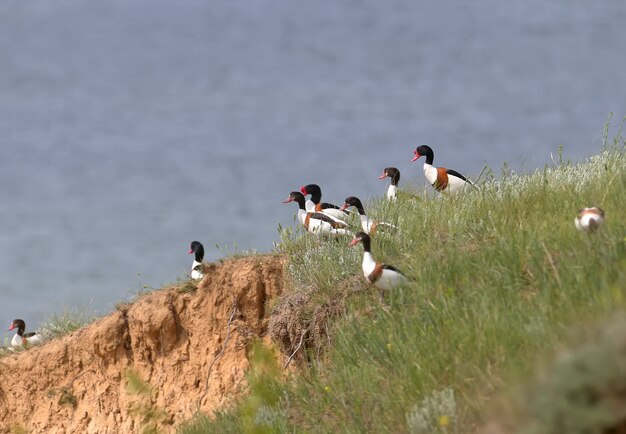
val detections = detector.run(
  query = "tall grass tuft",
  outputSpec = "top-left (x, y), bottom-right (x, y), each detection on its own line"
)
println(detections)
top-left (39, 306), bottom-right (95, 340)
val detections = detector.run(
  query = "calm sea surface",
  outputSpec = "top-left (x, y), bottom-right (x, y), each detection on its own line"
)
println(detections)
top-left (1, 0), bottom-right (625, 337)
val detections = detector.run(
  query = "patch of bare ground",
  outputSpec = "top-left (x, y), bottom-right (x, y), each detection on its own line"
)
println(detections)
top-left (0, 254), bottom-right (285, 434)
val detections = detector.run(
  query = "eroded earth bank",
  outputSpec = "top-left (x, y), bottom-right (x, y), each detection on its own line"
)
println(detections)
top-left (0, 255), bottom-right (285, 434)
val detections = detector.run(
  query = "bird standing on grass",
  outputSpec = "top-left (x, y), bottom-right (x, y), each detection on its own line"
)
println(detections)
top-left (349, 232), bottom-right (407, 302)
top-left (300, 184), bottom-right (350, 223)
top-left (284, 191), bottom-right (352, 236)
top-left (575, 207), bottom-right (605, 233)
top-left (189, 241), bottom-right (205, 280)
top-left (378, 167), bottom-right (401, 200)
top-left (340, 196), bottom-right (396, 235)
top-left (411, 145), bottom-right (475, 193)
top-left (8, 319), bottom-right (42, 348)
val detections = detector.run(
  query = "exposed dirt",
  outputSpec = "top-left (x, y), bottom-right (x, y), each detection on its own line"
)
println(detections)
top-left (0, 254), bottom-right (286, 434)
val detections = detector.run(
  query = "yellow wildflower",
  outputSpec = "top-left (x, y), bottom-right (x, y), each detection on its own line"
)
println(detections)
top-left (438, 415), bottom-right (450, 427)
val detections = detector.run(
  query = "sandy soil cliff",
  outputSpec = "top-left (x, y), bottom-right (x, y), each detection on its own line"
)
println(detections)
top-left (0, 255), bottom-right (285, 434)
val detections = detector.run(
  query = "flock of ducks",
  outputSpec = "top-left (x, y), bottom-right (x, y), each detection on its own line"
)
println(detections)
top-left (6, 146), bottom-right (606, 349)
top-left (186, 145), bottom-right (606, 302)
top-left (278, 145), bottom-right (479, 300)
top-left (184, 145), bottom-right (480, 301)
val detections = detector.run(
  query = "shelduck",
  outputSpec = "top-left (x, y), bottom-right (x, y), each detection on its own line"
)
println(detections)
top-left (284, 191), bottom-right (352, 236)
top-left (188, 241), bottom-right (205, 280)
top-left (575, 207), bottom-right (605, 233)
top-left (8, 319), bottom-right (42, 348)
top-left (300, 184), bottom-right (350, 222)
top-left (340, 196), bottom-right (396, 235)
top-left (349, 232), bottom-right (407, 301)
top-left (378, 167), bottom-right (400, 200)
top-left (411, 145), bottom-right (475, 193)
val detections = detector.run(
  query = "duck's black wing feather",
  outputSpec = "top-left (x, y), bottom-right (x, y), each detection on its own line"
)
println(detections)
top-left (381, 264), bottom-right (403, 274)
top-left (445, 169), bottom-right (468, 182)
top-left (310, 212), bottom-right (348, 227)
top-left (320, 202), bottom-right (350, 214)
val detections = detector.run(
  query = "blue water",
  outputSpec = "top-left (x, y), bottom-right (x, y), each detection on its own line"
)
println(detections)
top-left (1, 0), bottom-right (625, 339)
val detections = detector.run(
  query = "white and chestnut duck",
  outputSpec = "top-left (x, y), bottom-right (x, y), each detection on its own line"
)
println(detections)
top-left (340, 196), bottom-right (396, 235)
top-left (349, 232), bottom-right (407, 301)
top-left (378, 167), bottom-right (400, 200)
top-left (284, 191), bottom-right (352, 236)
top-left (411, 145), bottom-right (475, 193)
top-left (8, 319), bottom-right (42, 348)
top-left (188, 241), bottom-right (205, 280)
top-left (300, 184), bottom-right (350, 222)
top-left (575, 207), bottom-right (605, 233)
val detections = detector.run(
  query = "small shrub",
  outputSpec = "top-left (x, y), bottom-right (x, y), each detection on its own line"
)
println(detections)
top-left (46, 387), bottom-right (78, 408)
top-left (517, 314), bottom-right (626, 434)
top-left (406, 388), bottom-right (457, 434)
top-left (39, 307), bottom-right (95, 340)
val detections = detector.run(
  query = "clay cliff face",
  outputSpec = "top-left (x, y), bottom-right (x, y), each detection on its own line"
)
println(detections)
top-left (0, 255), bottom-right (285, 434)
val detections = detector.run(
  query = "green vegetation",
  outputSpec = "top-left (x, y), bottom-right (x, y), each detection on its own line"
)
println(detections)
top-left (215, 243), bottom-right (260, 261)
top-left (180, 120), bottom-right (625, 433)
top-left (175, 274), bottom-right (201, 294)
top-left (125, 369), bottom-right (173, 434)
top-left (46, 386), bottom-right (78, 408)
top-left (10, 424), bottom-right (28, 434)
top-left (513, 313), bottom-right (626, 434)
top-left (39, 306), bottom-right (95, 339)
top-left (179, 343), bottom-right (290, 434)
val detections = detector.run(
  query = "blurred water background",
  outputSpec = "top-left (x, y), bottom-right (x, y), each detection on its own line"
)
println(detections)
top-left (1, 0), bottom-right (625, 336)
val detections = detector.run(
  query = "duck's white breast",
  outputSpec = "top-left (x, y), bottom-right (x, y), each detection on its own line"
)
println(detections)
top-left (423, 164), bottom-right (438, 186)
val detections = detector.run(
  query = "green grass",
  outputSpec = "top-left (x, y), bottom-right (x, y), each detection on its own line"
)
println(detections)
top-left (39, 306), bottom-right (95, 339)
top-left (215, 243), bottom-right (260, 261)
top-left (510, 313), bottom-right (626, 434)
top-left (0, 306), bottom-right (95, 356)
top-left (188, 122), bottom-right (624, 432)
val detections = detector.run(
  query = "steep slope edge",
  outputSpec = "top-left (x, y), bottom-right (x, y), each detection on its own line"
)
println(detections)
top-left (0, 254), bottom-right (285, 434)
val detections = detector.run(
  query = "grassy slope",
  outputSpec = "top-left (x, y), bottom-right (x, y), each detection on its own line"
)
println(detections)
top-left (181, 123), bottom-right (626, 434)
